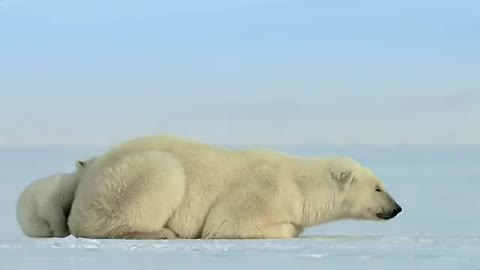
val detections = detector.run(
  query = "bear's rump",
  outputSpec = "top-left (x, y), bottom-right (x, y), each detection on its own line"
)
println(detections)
top-left (69, 150), bottom-right (186, 238)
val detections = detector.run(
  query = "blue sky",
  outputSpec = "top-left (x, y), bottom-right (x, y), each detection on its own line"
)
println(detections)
top-left (0, 0), bottom-right (479, 146)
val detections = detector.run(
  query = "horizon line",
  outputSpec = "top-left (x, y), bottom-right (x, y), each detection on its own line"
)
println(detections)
top-left (1, 141), bottom-right (480, 149)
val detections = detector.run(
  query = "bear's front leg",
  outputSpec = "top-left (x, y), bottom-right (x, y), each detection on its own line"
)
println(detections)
top-left (201, 219), bottom-right (303, 239)
top-left (201, 202), bottom-right (304, 239)
top-left (120, 228), bottom-right (178, 240)
top-left (261, 223), bottom-right (304, 239)
top-left (201, 186), bottom-right (303, 239)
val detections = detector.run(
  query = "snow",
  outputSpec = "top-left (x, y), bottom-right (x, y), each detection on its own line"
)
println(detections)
top-left (1, 145), bottom-right (479, 270)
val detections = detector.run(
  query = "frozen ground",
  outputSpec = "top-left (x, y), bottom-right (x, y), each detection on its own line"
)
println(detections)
top-left (1, 145), bottom-right (479, 270)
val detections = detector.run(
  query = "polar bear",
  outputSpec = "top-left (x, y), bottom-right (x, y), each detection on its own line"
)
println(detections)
top-left (16, 157), bottom-right (95, 238)
top-left (68, 134), bottom-right (402, 240)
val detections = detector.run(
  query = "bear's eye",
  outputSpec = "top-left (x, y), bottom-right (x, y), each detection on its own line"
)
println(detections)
top-left (375, 187), bottom-right (382, 192)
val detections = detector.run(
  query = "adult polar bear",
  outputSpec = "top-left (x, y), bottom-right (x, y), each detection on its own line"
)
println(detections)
top-left (68, 134), bottom-right (402, 240)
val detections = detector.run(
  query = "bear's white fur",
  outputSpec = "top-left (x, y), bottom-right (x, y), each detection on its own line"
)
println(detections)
top-left (68, 134), bottom-right (402, 240)
top-left (16, 158), bottom-right (94, 238)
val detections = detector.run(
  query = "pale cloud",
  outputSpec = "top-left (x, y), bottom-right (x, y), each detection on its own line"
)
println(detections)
top-left (2, 92), bottom-right (479, 146)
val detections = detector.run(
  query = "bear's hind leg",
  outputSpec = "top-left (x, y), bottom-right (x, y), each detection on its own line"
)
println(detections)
top-left (107, 151), bottom-right (186, 239)
top-left (69, 150), bottom-right (186, 239)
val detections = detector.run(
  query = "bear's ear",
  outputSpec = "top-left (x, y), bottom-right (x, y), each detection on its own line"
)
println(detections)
top-left (339, 171), bottom-right (355, 187)
top-left (330, 169), bottom-right (355, 187)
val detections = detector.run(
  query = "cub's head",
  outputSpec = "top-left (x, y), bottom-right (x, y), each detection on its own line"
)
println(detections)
top-left (329, 157), bottom-right (402, 221)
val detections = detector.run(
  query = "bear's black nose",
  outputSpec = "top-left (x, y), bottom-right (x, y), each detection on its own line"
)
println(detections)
top-left (392, 206), bottom-right (402, 216)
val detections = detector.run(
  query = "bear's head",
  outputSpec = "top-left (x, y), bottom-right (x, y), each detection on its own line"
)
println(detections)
top-left (329, 157), bottom-right (402, 221)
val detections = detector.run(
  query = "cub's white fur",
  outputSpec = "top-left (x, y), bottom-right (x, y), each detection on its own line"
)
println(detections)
top-left (16, 158), bottom-right (94, 238)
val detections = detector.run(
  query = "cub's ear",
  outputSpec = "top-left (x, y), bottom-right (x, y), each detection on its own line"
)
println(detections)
top-left (330, 169), bottom-right (355, 187)
top-left (75, 160), bottom-right (86, 169)
top-left (75, 157), bottom-right (97, 169)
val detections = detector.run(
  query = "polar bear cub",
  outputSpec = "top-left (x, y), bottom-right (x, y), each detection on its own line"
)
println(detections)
top-left (16, 158), bottom-right (94, 238)
top-left (68, 134), bottom-right (402, 240)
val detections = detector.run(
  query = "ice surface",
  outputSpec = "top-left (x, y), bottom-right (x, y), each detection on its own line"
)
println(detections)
top-left (1, 145), bottom-right (479, 270)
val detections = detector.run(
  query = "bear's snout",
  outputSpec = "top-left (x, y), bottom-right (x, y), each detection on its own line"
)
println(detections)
top-left (376, 203), bottom-right (402, 220)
